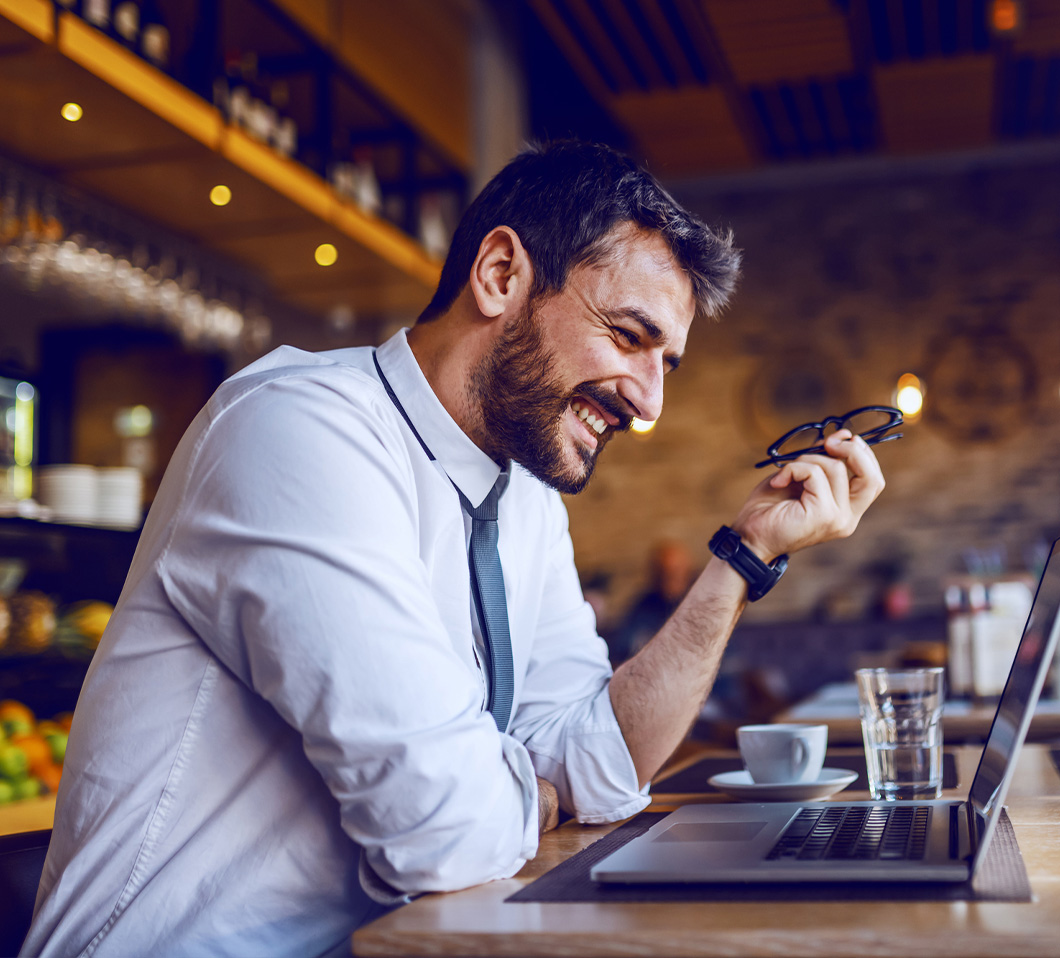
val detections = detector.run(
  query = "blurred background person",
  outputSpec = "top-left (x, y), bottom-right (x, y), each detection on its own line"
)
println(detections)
top-left (610, 540), bottom-right (696, 664)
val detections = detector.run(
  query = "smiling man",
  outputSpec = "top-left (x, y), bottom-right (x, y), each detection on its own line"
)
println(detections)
top-left (24, 141), bottom-right (884, 958)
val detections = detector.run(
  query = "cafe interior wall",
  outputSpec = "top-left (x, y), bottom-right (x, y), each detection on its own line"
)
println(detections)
top-left (563, 145), bottom-right (1060, 632)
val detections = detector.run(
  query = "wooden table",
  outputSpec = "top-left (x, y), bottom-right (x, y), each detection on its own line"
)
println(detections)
top-left (352, 744), bottom-right (1060, 958)
top-left (0, 794), bottom-right (55, 837)
top-left (777, 682), bottom-right (1060, 744)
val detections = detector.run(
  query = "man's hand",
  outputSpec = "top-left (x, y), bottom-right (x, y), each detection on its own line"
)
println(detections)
top-left (536, 777), bottom-right (559, 835)
top-left (732, 430), bottom-right (885, 562)
top-left (609, 428), bottom-right (885, 791)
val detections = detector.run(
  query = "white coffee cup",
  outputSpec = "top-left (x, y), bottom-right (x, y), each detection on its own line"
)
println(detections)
top-left (737, 723), bottom-right (829, 784)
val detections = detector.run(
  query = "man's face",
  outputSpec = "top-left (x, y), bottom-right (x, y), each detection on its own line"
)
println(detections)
top-left (472, 226), bottom-right (694, 494)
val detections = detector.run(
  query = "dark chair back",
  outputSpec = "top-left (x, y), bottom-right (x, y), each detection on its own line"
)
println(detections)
top-left (0, 829), bottom-right (51, 957)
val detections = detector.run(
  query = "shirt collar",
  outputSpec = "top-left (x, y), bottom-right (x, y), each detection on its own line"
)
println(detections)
top-left (375, 328), bottom-right (504, 508)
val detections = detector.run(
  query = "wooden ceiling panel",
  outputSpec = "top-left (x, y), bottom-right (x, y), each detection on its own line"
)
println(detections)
top-left (0, 48), bottom-right (193, 173)
top-left (211, 225), bottom-right (385, 286)
top-left (0, 15), bottom-right (41, 50)
top-left (703, 0), bottom-right (854, 85)
top-left (875, 55), bottom-right (996, 153)
top-left (612, 86), bottom-right (753, 175)
top-left (65, 152), bottom-right (319, 245)
top-left (282, 277), bottom-right (430, 318)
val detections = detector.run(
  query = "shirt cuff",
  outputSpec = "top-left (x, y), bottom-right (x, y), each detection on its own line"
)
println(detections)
top-left (530, 685), bottom-right (651, 825)
top-left (497, 732), bottom-right (542, 868)
top-left (358, 849), bottom-right (415, 906)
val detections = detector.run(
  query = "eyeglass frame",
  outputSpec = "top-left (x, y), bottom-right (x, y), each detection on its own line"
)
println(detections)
top-left (755, 405), bottom-right (904, 469)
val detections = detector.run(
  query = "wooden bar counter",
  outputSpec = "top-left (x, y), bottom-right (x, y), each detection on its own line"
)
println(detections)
top-left (353, 745), bottom-right (1060, 958)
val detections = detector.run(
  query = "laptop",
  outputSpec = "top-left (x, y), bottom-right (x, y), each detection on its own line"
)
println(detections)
top-left (592, 538), bottom-right (1060, 885)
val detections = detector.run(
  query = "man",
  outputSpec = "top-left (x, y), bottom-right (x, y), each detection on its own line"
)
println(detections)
top-left (23, 141), bottom-right (883, 957)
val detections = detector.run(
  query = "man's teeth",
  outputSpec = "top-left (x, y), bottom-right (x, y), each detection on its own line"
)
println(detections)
top-left (571, 401), bottom-right (607, 435)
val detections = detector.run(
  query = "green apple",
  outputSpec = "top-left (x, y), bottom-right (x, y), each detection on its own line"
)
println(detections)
top-left (1, 716), bottom-right (32, 739)
top-left (0, 743), bottom-right (28, 780)
top-left (0, 779), bottom-right (14, 804)
top-left (13, 777), bottom-right (41, 800)
top-left (44, 730), bottom-right (67, 764)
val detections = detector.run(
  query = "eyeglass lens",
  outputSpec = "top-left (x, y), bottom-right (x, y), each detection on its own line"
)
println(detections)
top-left (773, 408), bottom-right (898, 460)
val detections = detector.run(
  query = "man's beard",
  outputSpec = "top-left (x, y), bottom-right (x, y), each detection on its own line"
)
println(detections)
top-left (469, 304), bottom-right (632, 495)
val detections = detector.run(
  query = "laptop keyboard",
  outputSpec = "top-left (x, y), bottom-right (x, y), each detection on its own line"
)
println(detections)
top-left (766, 805), bottom-right (931, 861)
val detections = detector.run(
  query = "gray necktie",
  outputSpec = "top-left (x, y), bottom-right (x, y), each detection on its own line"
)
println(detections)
top-left (458, 471), bottom-right (513, 733)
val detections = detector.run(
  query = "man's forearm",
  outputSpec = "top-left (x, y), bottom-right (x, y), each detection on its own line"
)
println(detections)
top-left (608, 557), bottom-right (748, 788)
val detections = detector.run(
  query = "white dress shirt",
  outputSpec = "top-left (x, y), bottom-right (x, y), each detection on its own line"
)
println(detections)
top-left (23, 329), bottom-right (648, 958)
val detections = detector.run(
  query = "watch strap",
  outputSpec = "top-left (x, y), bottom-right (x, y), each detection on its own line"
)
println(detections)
top-left (708, 525), bottom-right (788, 601)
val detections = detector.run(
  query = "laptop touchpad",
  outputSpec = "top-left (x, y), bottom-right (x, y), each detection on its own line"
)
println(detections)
top-left (655, 822), bottom-right (767, 842)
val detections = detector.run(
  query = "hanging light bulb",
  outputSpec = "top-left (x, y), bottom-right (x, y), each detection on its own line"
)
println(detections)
top-left (895, 373), bottom-right (924, 418)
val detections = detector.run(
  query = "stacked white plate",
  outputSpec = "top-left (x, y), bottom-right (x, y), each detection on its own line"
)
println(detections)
top-left (95, 467), bottom-right (143, 529)
top-left (38, 465), bottom-right (98, 524)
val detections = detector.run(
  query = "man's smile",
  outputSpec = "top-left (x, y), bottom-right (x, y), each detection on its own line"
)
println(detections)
top-left (570, 398), bottom-right (610, 440)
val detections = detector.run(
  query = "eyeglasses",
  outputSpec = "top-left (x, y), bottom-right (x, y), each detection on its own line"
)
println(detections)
top-left (755, 405), bottom-right (904, 469)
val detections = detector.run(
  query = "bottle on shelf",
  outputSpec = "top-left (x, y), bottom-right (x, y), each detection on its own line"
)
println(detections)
top-left (139, 0), bottom-right (170, 71)
top-left (81, 0), bottom-right (111, 30)
top-left (0, 177), bottom-right (22, 246)
top-left (418, 194), bottom-right (449, 259)
top-left (273, 117), bottom-right (298, 158)
top-left (352, 149), bottom-right (381, 213)
top-left (269, 81), bottom-right (297, 158)
top-left (970, 578), bottom-right (1034, 701)
top-left (945, 583), bottom-right (973, 699)
top-left (111, 0), bottom-right (140, 49)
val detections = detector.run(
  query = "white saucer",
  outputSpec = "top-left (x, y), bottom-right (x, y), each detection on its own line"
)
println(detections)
top-left (707, 768), bottom-right (859, 802)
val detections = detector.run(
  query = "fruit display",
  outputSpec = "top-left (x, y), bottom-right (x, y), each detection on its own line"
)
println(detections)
top-left (0, 595), bottom-right (113, 658)
top-left (0, 698), bottom-right (70, 803)
top-left (5, 591), bottom-right (57, 653)
top-left (54, 600), bottom-right (113, 653)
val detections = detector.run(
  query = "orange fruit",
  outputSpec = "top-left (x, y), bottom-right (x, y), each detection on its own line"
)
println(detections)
top-left (55, 712), bottom-right (74, 733)
top-left (36, 763), bottom-right (62, 795)
top-left (0, 700), bottom-right (35, 727)
top-left (11, 734), bottom-right (52, 776)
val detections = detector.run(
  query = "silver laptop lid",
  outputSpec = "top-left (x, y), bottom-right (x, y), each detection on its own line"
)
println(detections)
top-left (966, 538), bottom-right (1060, 871)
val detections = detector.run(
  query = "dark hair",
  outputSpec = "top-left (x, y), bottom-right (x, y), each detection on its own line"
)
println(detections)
top-left (418, 140), bottom-right (741, 324)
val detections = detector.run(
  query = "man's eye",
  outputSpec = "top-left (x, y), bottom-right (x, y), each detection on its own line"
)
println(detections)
top-left (614, 328), bottom-right (639, 346)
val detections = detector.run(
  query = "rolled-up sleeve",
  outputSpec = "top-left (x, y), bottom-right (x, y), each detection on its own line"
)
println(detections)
top-left (508, 495), bottom-right (650, 824)
top-left (156, 373), bottom-right (539, 895)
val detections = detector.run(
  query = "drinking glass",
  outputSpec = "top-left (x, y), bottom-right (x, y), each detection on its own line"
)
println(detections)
top-left (856, 667), bottom-right (944, 800)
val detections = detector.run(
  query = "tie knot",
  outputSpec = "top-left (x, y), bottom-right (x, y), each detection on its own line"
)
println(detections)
top-left (458, 468), bottom-right (509, 522)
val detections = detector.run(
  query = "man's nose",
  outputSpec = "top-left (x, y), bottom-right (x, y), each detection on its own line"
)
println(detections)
top-left (619, 353), bottom-right (665, 424)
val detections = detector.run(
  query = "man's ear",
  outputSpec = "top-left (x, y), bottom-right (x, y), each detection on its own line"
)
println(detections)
top-left (469, 226), bottom-right (532, 319)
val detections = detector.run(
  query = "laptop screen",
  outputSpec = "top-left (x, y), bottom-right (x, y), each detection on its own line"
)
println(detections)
top-left (967, 539), bottom-right (1060, 863)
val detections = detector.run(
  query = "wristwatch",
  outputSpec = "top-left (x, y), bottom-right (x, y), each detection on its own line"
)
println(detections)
top-left (708, 526), bottom-right (788, 602)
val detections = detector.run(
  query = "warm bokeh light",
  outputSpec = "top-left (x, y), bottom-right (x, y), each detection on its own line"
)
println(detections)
top-left (315, 243), bottom-right (338, 266)
top-left (60, 102), bottom-right (83, 122)
top-left (114, 404), bottom-right (155, 439)
top-left (895, 373), bottom-right (924, 418)
top-left (630, 417), bottom-right (656, 435)
top-left (991, 0), bottom-right (1022, 33)
top-left (209, 184), bottom-right (232, 206)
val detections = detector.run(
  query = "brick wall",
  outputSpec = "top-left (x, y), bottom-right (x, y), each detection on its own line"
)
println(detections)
top-left (565, 151), bottom-right (1060, 632)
